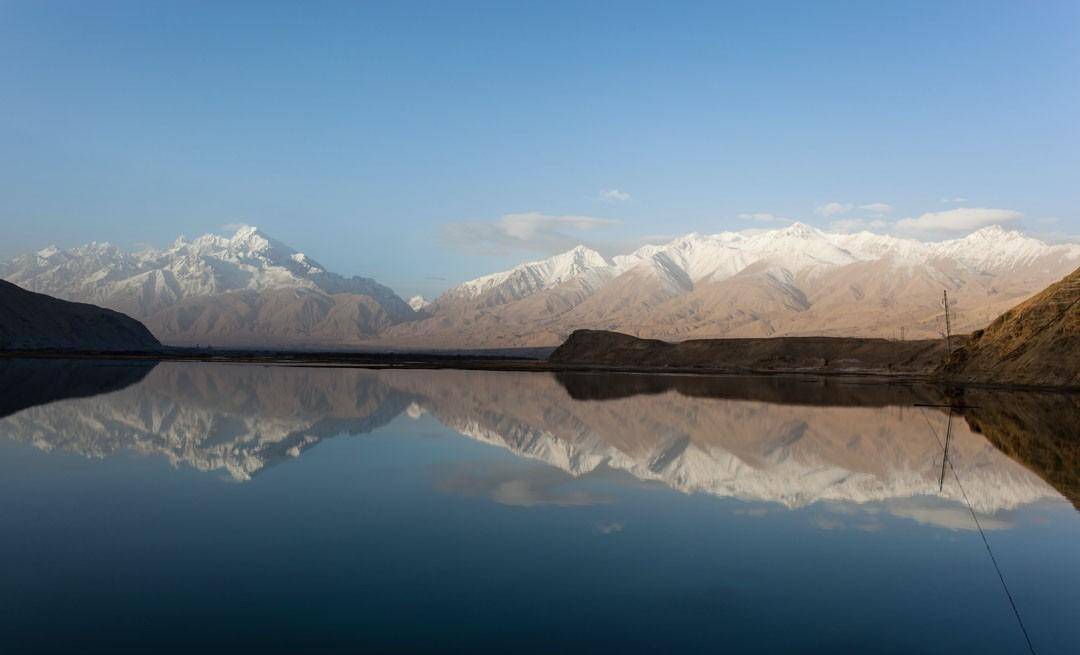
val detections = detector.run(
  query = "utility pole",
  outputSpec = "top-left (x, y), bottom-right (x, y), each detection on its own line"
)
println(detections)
top-left (939, 409), bottom-right (953, 492)
top-left (942, 290), bottom-right (953, 356)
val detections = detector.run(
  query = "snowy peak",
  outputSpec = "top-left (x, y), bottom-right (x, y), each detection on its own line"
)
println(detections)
top-left (445, 245), bottom-right (612, 302)
top-left (164, 225), bottom-right (325, 277)
top-left (777, 221), bottom-right (817, 238)
top-left (616, 223), bottom-right (855, 285)
top-left (929, 226), bottom-right (1079, 272)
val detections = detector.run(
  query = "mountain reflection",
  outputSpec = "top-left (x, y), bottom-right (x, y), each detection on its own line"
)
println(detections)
top-left (0, 361), bottom-right (1075, 519)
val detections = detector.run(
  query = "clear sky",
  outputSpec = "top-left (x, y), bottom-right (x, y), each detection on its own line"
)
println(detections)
top-left (2, 1), bottom-right (1078, 298)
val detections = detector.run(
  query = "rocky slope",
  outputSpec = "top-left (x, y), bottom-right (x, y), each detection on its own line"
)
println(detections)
top-left (945, 265), bottom-right (1080, 387)
top-left (0, 280), bottom-right (161, 351)
top-left (0, 226), bottom-right (415, 347)
top-left (386, 224), bottom-right (1080, 347)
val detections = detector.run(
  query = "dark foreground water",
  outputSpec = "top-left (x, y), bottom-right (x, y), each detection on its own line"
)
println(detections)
top-left (1, 360), bottom-right (1078, 653)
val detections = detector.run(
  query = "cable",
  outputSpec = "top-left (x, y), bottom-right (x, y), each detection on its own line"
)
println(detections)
top-left (919, 407), bottom-right (1037, 655)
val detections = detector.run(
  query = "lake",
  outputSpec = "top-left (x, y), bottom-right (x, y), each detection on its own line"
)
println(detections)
top-left (1, 359), bottom-right (1078, 653)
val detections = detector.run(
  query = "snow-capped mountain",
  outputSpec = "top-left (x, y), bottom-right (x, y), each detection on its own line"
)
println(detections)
top-left (0, 226), bottom-right (415, 346)
top-left (386, 223), bottom-right (1080, 347)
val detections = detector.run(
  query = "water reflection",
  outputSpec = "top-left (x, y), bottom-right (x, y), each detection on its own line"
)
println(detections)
top-left (1, 360), bottom-right (1075, 523)
top-left (0, 358), bottom-right (155, 419)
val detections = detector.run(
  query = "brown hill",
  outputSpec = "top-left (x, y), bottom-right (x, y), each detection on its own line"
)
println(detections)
top-left (549, 328), bottom-right (951, 375)
top-left (945, 265), bottom-right (1080, 387)
top-left (0, 280), bottom-right (161, 352)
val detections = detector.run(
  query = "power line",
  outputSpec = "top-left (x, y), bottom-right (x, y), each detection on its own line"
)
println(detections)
top-left (919, 408), bottom-right (1037, 655)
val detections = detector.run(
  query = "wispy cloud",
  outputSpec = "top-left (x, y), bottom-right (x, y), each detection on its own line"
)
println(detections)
top-left (859, 202), bottom-right (892, 214)
top-left (599, 188), bottom-right (631, 203)
top-left (814, 202), bottom-right (853, 217)
top-left (895, 207), bottom-right (1022, 234)
top-left (940, 196), bottom-right (968, 204)
top-left (441, 212), bottom-right (620, 255)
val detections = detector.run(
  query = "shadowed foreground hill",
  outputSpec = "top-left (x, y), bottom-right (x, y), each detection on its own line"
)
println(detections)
top-left (0, 280), bottom-right (161, 352)
top-left (946, 265), bottom-right (1080, 388)
top-left (549, 329), bottom-right (950, 375)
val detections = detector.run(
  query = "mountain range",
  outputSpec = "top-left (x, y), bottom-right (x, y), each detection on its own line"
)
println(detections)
top-left (4, 223), bottom-right (1079, 348)
top-left (0, 226), bottom-right (414, 347)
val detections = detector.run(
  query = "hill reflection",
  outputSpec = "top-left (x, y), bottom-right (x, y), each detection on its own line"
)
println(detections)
top-left (0, 361), bottom-right (1075, 518)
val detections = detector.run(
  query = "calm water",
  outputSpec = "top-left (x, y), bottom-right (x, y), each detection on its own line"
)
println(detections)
top-left (1, 360), bottom-right (1078, 653)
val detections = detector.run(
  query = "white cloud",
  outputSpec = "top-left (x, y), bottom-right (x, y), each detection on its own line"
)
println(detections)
top-left (594, 521), bottom-right (624, 535)
top-left (435, 462), bottom-right (612, 507)
top-left (888, 503), bottom-right (1009, 531)
top-left (829, 218), bottom-right (888, 233)
top-left (814, 202), bottom-right (854, 217)
top-left (441, 212), bottom-right (620, 254)
top-left (737, 212), bottom-right (793, 224)
top-left (895, 207), bottom-right (1022, 234)
top-left (859, 202), bottom-right (893, 214)
top-left (940, 197), bottom-right (968, 204)
top-left (599, 189), bottom-right (631, 203)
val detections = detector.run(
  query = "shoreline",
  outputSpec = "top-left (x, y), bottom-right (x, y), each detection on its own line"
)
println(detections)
top-left (3, 348), bottom-right (1078, 394)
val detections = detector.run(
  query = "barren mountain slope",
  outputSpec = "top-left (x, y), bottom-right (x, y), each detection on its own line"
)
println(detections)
top-left (946, 265), bottom-right (1080, 387)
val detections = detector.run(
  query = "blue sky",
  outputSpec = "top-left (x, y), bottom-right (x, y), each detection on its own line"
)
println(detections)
top-left (2, 1), bottom-right (1078, 297)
